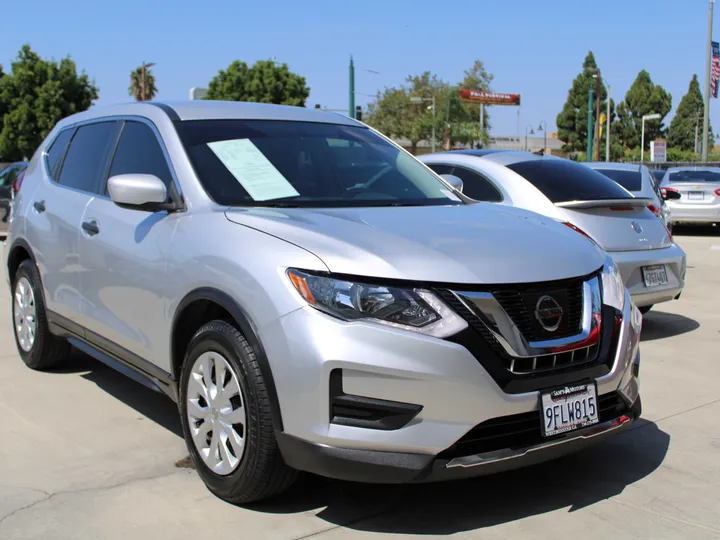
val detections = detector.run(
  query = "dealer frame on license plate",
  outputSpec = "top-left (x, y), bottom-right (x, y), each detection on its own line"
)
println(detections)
top-left (540, 383), bottom-right (599, 437)
top-left (642, 264), bottom-right (669, 288)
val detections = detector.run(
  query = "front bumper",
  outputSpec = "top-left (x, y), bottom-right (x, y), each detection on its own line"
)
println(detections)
top-left (610, 244), bottom-right (686, 308)
top-left (261, 286), bottom-right (642, 481)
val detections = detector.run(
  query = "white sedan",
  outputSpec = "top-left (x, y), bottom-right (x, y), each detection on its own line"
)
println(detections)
top-left (421, 150), bottom-right (686, 313)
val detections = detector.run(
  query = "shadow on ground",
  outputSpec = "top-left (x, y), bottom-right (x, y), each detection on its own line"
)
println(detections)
top-left (640, 310), bottom-right (700, 342)
top-left (53, 349), bottom-right (670, 535)
top-left (672, 224), bottom-right (720, 237)
top-left (51, 348), bottom-right (183, 437)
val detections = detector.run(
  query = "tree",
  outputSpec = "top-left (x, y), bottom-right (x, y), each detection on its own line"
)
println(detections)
top-left (556, 52), bottom-right (609, 153)
top-left (206, 60), bottom-right (309, 106)
top-left (129, 65), bottom-right (158, 101)
top-left (456, 59), bottom-right (494, 147)
top-left (613, 70), bottom-right (672, 150)
top-left (667, 74), bottom-right (711, 152)
top-left (0, 45), bottom-right (98, 161)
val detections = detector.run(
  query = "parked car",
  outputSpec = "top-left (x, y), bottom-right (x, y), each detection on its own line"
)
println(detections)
top-left (0, 161), bottom-right (27, 236)
top-left (5, 102), bottom-right (641, 504)
top-left (420, 150), bottom-right (685, 314)
top-left (586, 162), bottom-right (673, 230)
top-left (659, 167), bottom-right (720, 226)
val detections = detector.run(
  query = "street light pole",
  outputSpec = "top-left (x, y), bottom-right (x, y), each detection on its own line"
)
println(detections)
top-left (538, 121), bottom-right (547, 153)
top-left (641, 113), bottom-right (661, 163)
top-left (587, 84), bottom-right (594, 160)
top-left (431, 95), bottom-right (436, 153)
top-left (525, 124), bottom-right (534, 151)
top-left (606, 83), bottom-right (611, 162)
top-left (703, 0), bottom-right (715, 161)
top-left (349, 56), bottom-right (355, 119)
top-left (594, 71), bottom-right (602, 161)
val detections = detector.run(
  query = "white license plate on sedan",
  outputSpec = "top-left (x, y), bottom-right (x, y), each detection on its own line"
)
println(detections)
top-left (688, 191), bottom-right (704, 201)
top-left (642, 264), bottom-right (669, 288)
top-left (540, 384), bottom-right (598, 437)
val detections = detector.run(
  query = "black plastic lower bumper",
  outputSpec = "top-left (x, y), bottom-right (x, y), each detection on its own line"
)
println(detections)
top-left (277, 396), bottom-right (641, 484)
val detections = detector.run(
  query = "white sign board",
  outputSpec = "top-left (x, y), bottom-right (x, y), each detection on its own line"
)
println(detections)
top-left (651, 140), bottom-right (666, 163)
top-left (189, 87), bottom-right (208, 100)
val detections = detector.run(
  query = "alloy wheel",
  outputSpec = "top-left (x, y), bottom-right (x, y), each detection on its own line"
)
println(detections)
top-left (186, 351), bottom-right (247, 475)
top-left (13, 277), bottom-right (37, 352)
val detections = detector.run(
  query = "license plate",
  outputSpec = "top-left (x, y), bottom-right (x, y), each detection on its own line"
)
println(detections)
top-left (688, 191), bottom-right (704, 201)
top-left (642, 264), bottom-right (669, 288)
top-left (540, 383), bottom-right (598, 437)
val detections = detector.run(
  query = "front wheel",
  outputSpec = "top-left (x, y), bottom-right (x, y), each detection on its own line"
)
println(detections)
top-left (178, 320), bottom-right (297, 504)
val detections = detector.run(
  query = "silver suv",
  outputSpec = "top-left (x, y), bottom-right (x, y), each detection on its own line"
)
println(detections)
top-left (5, 101), bottom-right (642, 504)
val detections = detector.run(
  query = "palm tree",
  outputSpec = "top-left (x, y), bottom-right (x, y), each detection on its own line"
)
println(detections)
top-left (129, 64), bottom-right (158, 101)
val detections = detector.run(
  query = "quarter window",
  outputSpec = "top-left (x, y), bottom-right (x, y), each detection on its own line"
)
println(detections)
top-left (107, 121), bottom-right (173, 193)
top-left (45, 129), bottom-right (74, 180)
top-left (58, 122), bottom-right (119, 194)
top-left (450, 166), bottom-right (503, 202)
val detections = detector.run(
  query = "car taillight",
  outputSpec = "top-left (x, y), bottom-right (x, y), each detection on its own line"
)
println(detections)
top-left (662, 187), bottom-right (679, 198)
top-left (714, 188), bottom-right (720, 196)
top-left (12, 171), bottom-right (26, 194)
top-left (647, 204), bottom-right (661, 217)
top-left (564, 222), bottom-right (593, 239)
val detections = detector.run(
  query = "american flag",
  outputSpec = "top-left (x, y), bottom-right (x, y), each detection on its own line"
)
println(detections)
top-left (712, 41), bottom-right (720, 98)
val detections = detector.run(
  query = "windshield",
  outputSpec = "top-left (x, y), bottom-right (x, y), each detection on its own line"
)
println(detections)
top-left (175, 120), bottom-right (462, 207)
top-left (593, 168), bottom-right (642, 191)
top-left (667, 170), bottom-right (720, 183)
top-left (506, 159), bottom-right (633, 203)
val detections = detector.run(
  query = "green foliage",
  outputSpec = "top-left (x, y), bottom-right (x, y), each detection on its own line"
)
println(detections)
top-left (556, 52), bottom-right (610, 153)
top-left (667, 75), bottom-right (711, 152)
top-left (0, 45), bottom-right (98, 161)
top-left (129, 65), bottom-right (158, 101)
top-left (366, 59), bottom-right (493, 153)
top-left (205, 60), bottom-right (309, 106)
top-left (613, 70), bottom-right (671, 150)
top-left (666, 148), bottom-right (700, 162)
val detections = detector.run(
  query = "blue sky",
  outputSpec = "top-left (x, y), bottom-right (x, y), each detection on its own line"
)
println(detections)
top-left (1, 0), bottom-right (717, 136)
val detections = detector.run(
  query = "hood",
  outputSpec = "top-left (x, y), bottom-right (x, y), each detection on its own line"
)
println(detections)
top-left (225, 204), bottom-right (605, 285)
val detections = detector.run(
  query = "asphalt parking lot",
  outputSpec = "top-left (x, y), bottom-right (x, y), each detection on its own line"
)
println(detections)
top-left (1, 230), bottom-right (719, 540)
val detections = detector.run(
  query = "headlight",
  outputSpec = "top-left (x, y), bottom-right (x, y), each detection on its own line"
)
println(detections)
top-left (287, 269), bottom-right (467, 338)
top-left (600, 256), bottom-right (625, 311)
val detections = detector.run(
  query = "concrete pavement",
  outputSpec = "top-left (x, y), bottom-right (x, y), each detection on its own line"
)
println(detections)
top-left (1, 229), bottom-right (719, 539)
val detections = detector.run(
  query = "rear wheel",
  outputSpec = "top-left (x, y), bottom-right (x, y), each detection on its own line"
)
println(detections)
top-left (639, 305), bottom-right (653, 315)
top-left (12, 260), bottom-right (70, 370)
top-left (178, 320), bottom-right (297, 504)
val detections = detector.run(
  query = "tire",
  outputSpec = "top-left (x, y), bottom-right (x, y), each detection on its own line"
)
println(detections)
top-left (178, 320), bottom-right (297, 504)
top-left (11, 260), bottom-right (70, 370)
top-left (639, 305), bottom-right (653, 315)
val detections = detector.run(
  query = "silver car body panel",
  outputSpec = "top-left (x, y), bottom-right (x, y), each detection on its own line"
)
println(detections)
top-left (420, 152), bottom-right (685, 307)
top-left (5, 102), bottom-right (641, 471)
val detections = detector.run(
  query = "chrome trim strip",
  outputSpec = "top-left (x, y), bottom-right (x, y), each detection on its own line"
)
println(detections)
top-left (445, 415), bottom-right (632, 469)
top-left (450, 276), bottom-right (601, 358)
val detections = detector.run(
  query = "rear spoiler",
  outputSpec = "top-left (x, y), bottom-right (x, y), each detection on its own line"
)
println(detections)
top-left (556, 198), bottom-right (654, 209)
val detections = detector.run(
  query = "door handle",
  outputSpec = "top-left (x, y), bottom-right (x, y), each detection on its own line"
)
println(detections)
top-left (82, 220), bottom-right (100, 236)
top-left (33, 201), bottom-right (46, 213)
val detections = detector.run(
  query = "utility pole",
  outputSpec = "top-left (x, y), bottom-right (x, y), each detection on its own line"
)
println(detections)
top-left (605, 83), bottom-right (611, 162)
top-left (703, 0), bottom-right (714, 160)
top-left (479, 104), bottom-right (485, 143)
top-left (587, 84), bottom-right (594, 160)
top-left (349, 56), bottom-right (355, 119)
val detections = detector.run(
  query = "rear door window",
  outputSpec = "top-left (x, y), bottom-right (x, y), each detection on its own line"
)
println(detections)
top-left (58, 122), bottom-right (120, 194)
top-left (506, 159), bottom-right (633, 203)
top-left (107, 121), bottom-right (174, 194)
top-left (45, 129), bottom-right (75, 180)
top-left (592, 169), bottom-right (642, 192)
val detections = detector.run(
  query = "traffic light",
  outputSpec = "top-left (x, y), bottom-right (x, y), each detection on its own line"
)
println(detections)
top-left (355, 106), bottom-right (362, 122)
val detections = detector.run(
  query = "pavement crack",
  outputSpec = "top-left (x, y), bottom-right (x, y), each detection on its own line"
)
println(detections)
top-left (0, 470), bottom-right (185, 526)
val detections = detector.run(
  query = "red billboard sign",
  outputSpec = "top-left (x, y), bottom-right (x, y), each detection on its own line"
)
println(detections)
top-left (458, 90), bottom-right (521, 106)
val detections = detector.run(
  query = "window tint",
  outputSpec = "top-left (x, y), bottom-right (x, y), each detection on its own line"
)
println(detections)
top-left (426, 163), bottom-right (454, 176)
top-left (45, 129), bottom-right (74, 179)
top-left (450, 166), bottom-right (503, 202)
top-left (667, 170), bottom-right (720, 183)
top-left (58, 122), bottom-right (119, 194)
top-left (651, 169), bottom-right (665, 185)
top-left (593, 168), bottom-right (642, 191)
top-left (175, 120), bottom-right (463, 208)
top-left (506, 159), bottom-right (633, 203)
top-left (108, 121), bottom-right (173, 192)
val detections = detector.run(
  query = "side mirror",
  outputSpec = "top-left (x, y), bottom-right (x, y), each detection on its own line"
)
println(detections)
top-left (108, 174), bottom-right (170, 210)
top-left (661, 188), bottom-right (681, 201)
top-left (440, 173), bottom-right (464, 193)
